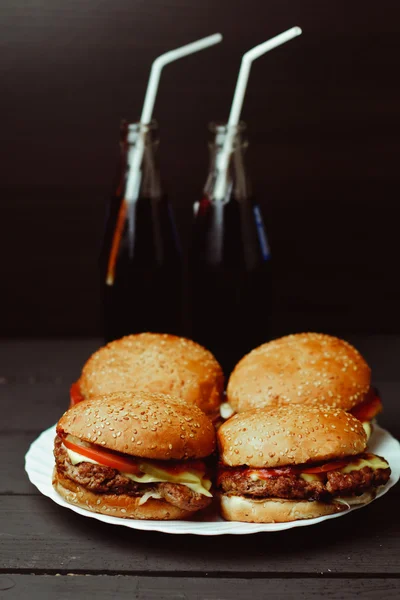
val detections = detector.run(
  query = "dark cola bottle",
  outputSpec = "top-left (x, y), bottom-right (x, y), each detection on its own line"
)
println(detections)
top-left (100, 121), bottom-right (182, 342)
top-left (188, 122), bottom-right (272, 374)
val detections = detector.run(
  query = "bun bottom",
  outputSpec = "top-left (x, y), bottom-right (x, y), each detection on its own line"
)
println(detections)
top-left (53, 470), bottom-right (193, 520)
top-left (219, 494), bottom-right (347, 523)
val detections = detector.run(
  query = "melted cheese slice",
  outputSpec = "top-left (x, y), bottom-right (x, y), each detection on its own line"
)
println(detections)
top-left (299, 453), bottom-right (389, 481)
top-left (220, 402), bottom-right (235, 420)
top-left (67, 447), bottom-right (99, 466)
top-left (241, 453), bottom-right (390, 483)
top-left (300, 473), bottom-right (322, 482)
top-left (340, 454), bottom-right (388, 473)
top-left (64, 446), bottom-right (212, 497)
top-left (362, 422), bottom-right (372, 440)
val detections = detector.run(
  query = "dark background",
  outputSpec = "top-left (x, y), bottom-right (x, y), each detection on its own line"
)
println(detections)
top-left (2, 0), bottom-right (399, 337)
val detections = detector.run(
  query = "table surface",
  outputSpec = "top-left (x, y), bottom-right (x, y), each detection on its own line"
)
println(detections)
top-left (1, 337), bottom-right (400, 599)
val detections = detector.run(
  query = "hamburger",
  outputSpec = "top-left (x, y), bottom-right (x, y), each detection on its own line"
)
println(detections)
top-left (217, 405), bottom-right (391, 523)
top-left (70, 333), bottom-right (224, 420)
top-left (53, 391), bottom-right (216, 520)
top-left (225, 333), bottom-right (382, 434)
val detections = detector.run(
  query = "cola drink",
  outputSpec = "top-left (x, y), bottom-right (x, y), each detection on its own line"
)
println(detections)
top-left (100, 121), bottom-right (182, 342)
top-left (188, 122), bottom-right (272, 373)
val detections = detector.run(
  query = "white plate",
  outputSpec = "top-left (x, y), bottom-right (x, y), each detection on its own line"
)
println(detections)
top-left (25, 424), bottom-right (400, 535)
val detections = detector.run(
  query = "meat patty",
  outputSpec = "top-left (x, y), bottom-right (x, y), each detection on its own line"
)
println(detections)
top-left (54, 435), bottom-right (145, 495)
top-left (218, 464), bottom-right (390, 501)
top-left (54, 435), bottom-right (210, 512)
top-left (218, 469), bottom-right (329, 501)
top-left (326, 467), bottom-right (389, 496)
top-left (158, 483), bottom-right (211, 512)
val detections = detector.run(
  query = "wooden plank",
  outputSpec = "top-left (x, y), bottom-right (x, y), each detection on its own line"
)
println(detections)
top-left (0, 385), bottom-right (69, 432)
top-left (1, 575), bottom-right (400, 600)
top-left (1, 494), bottom-right (399, 574)
top-left (2, 377), bottom-right (400, 437)
top-left (1, 336), bottom-right (399, 382)
top-left (3, 383), bottom-right (400, 438)
top-left (1, 337), bottom-right (400, 436)
top-left (0, 433), bottom-right (38, 495)
top-left (0, 340), bottom-right (100, 383)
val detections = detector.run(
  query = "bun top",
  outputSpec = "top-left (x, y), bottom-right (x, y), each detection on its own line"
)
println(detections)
top-left (227, 333), bottom-right (371, 413)
top-left (218, 404), bottom-right (367, 468)
top-left (78, 333), bottom-right (224, 416)
top-left (57, 391), bottom-right (216, 460)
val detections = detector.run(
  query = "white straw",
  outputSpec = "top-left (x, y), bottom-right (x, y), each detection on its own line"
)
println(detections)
top-left (125, 33), bottom-right (222, 204)
top-left (214, 26), bottom-right (302, 201)
top-left (141, 33), bottom-right (222, 125)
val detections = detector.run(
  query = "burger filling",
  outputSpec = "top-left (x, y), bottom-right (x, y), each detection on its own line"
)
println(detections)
top-left (70, 382), bottom-right (85, 407)
top-left (217, 453), bottom-right (390, 503)
top-left (54, 435), bottom-right (213, 512)
top-left (350, 388), bottom-right (382, 424)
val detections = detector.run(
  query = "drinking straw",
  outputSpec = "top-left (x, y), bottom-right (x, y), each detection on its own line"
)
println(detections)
top-left (106, 33), bottom-right (222, 285)
top-left (213, 26), bottom-right (302, 201)
top-left (125, 33), bottom-right (223, 204)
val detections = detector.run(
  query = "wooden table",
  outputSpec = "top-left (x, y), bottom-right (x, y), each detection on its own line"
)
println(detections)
top-left (1, 337), bottom-right (399, 599)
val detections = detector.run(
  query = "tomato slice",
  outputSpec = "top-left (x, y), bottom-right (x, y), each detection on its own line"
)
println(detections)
top-left (301, 459), bottom-right (349, 474)
top-left (70, 382), bottom-right (85, 407)
top-left (62, 436), bottom-right (141, 475)
top-left (62, 436), bottom-right (204, 477)
top-left (351, 394), bottom-right (383, 423)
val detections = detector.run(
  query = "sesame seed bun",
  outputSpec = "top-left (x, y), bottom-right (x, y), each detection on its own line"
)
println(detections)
top-left (227, 333), bottom-right (371, 413)
top-left (78, 333), bottom-right (224, 416)
top-left (219, 494), bottom-right (346, 523)
top-left (57, 391), bottom-right (216, 460)
top-left (53, 470), bottom-right (192, 520)
top-left (218, 405), bottom-right (367, 468)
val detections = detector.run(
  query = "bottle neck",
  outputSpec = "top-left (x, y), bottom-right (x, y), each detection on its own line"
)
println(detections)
top-left (121, 121), bottom-right (161, 200)
top-left (205, 123), bottom-right (249, 202)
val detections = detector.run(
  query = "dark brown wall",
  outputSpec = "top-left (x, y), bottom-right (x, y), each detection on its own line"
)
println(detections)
top-left (1, 0), bottom-right (400, 336)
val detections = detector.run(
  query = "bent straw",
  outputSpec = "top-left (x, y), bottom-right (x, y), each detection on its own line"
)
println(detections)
top-left (106, 33), bottom-right (222, 285)
top-left (125, 33), bottom-right (223, 205)
top-left (214, 26), bottom-right (302, 201)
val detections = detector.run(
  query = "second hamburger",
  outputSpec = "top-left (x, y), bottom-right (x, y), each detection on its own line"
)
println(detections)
top-left (54, 391), bottom-right (216, 520)
top-left (70, 333), bottom-right (224, 419)
top-left (225, 333), bottom-right (382, 434)
top-left (217, 404), bottom-right (390, 523)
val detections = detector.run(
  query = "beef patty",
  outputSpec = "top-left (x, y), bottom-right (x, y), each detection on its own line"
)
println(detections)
top-left (54, 435), bottom-right (211, 512)
top-left (218, 461), bottom-right (390, 502)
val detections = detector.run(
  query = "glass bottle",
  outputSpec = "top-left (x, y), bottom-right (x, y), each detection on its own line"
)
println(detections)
top-left (188, 122), bottom-right (272, 374)
top-left (100, 121), bottom-right (182, 342)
